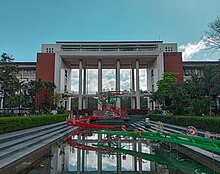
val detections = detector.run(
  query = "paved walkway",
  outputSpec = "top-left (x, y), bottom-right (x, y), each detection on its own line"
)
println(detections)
top-left (0, 121), bottom-right (75, 171)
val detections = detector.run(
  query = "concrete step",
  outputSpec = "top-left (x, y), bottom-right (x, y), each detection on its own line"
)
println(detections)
top-left (0, 127), bottom-right (75, 169)
top-left (0, 124), bottom-right (67, 151)
top-left (0, 121), bottom-right (66, 143)
top-left (0, 126), bottom-right (71, 161)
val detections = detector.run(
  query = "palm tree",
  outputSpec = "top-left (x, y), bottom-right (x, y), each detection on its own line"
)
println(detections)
top-left (203, 65), bottom-right (216, 96)
top-left (27, 79), bottom-right (44, 112)
top-left (43, 81), bottom-right (56, 110)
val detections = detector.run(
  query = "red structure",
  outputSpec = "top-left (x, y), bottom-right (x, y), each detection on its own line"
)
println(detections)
top-left (66, 91), bottom-right (128, 129)
top-left (35, 53), bottom-right (55, 109)
top-left (163, 52), bottom-right (183, 82)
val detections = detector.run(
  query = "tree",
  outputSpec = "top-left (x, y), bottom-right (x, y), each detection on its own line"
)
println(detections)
top-left (52, 92), bottom-right (63, 109)
top-left (27, 79), bottom-right (44, 112)
top-left (0, 53), bottom-right (18, 113)
top-left (152, 72), bottom-right (178, 109)
top-left (169, 83), bottom-right (191, 115)
top-left (0, 53), bottom-right (14, 62)
top-left (43, 81), bottom-right (56, 110)
top-left (205, 16), bottom-right (220, 50)
top-left (186, 74), bottom-right (202, 98)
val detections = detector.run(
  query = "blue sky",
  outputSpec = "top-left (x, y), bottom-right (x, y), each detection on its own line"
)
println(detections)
top-left (0, 0), bottom-right (220, 62)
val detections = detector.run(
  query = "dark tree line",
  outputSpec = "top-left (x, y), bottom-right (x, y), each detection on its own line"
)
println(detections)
top-left (152, 62), bottom-right (220, 116)
top-left (0, 53), bottom-right (56, 115)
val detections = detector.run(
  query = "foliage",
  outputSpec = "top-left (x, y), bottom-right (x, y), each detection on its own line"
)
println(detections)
top-left (0, 53), bottom-right (19, 113)
top-left (0, 114), bottom-right (68, 134)
top-left (155, 72), bottom-right (178, 106)
top-left (127, 109), bottom-right (148, 115)
top-left (0, 53), bottom-right (58, 115)
top-left (148, 114), bottom-right (220, 132)
top-left (52, 92), bottom-right (63, 109)
top-left (0, 53), bottom-right (14, 62)
top-left (205, 16), bottom-right (220, 50)
top-left (190, 97), bottom-right (211, 116)
top-left (152, 62), bottom-right (220, 116)
top-left (151, 72), bottom-right (191, 115)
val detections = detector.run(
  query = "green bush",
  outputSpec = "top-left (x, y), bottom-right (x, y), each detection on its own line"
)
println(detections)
top-left (127, 109), bottom-right (148, 115)
top-left (148, 114), bottom-right (220, 132)
top-left (0, 114), bottom-right (68, 134)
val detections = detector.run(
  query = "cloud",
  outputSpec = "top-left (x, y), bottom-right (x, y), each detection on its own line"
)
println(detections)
top-left (179, 37), bottom-right (208, 61)
top-left (71, 69), bottom-right (148, 93)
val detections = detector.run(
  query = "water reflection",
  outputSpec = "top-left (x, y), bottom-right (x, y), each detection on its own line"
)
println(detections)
top-left (18, 130), bottom-right (217, 174)
top-left (62, 130), bottom-right (215, 174)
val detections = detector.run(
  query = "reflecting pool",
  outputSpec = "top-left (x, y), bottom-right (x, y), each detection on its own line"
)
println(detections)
top-left (16, 130), bottom-right (219, 174)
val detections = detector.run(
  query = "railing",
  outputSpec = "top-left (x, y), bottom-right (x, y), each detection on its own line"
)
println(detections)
top-left (61, 44), bottom-right (158, 52)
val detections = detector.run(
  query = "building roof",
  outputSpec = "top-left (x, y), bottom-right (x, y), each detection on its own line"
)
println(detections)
top-left (13, 62), bottom-right (36, 65)
top-left (56, 40), bottom-right (164, 44)
top-left (183, 61), bottom-right (219, 68)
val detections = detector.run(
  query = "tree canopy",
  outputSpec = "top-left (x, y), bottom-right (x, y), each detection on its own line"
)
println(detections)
top-left (205, 16), bottom-right (220, 50)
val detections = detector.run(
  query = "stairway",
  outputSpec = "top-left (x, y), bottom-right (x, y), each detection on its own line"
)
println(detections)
top-left (0, 121), bottom-right (75, 171)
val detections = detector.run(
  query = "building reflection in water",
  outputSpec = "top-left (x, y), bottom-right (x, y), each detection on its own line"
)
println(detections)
top-left (48, 131), bottom-right (215, 174)
top-left (51, 132), bottom-right (153, 174)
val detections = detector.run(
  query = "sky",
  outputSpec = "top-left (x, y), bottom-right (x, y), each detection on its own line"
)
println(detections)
top-left (0, 0), bottom-right (220, 92)
top-left (0, 0), bottom-right (220, 62)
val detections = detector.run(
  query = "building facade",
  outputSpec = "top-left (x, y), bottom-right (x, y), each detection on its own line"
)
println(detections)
top-left (36, 41), bottom-right (183, 110)
top-left (0, 62), bottom-right (36, 109)
top-left (10, 42), bottom-right (219, 111)
top-left (183, 61), bottom-right (219, 81)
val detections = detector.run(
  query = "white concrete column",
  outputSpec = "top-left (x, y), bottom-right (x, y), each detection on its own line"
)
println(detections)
top-left (64, 146), bottom-right (70, 172)
top-left (117, 138), bottom-right (122, 174)
top-left (147, 69), bottom-right (152, 91)
top-left (98, 60), bottom-right (102, 110)
top-left (83, 68), bottom-right (87, 109)
top-left (78, 60), bottom-right (83, 110)
top-left (83, 68), bottom-right (87, 95)
top-left (50, 148), bottom-right (58, 174)
top-left (131, 97), bottom-right (136, 109)
top-left (157, 53), bottom-right (164, 82)
top-left (136, 60), bottom-right (140, 109)
top-left (83, 98), bottom-right (86, 109)
top-left (116, 60), bottom-right (121, 108)
top-left (138, 139), bottom-right (142, 174)
top-left (66, 97), bottom-right (71, 110)
top-left (133, 137), bottom-right (137, 171)
top-left (98, 134), bottom-right (102, 174)
top-left (131, 68), bottom-right (136, 109)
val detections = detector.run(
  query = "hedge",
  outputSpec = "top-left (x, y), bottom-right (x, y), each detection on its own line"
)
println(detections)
top-left (148, 114), bottom-right (220, 132)
top-left (127, 109), bottom-right (148, 115)
top-left (0, 114), bottom-right (68, 134)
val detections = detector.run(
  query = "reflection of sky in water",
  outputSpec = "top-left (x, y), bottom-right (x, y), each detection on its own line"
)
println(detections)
top-left (102, 153), bottom-right (117, 171)
top-left (68, 140), bottom-right (151, 172)
top-left (85, 134), bottom-right (98, 140)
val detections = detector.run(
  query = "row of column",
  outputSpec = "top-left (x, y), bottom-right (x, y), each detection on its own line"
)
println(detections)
top-left (71, 135), bottom-right (149, 173)
top-left (77, 59), bottom-right (141, 110)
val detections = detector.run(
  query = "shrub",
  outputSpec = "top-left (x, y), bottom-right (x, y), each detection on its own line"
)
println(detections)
top-left (0, 114), bottom-right (68, 134)
top-left (148, 114), bottom-right (220, 132)
top-left (127, 109), bottom-right (148, 115)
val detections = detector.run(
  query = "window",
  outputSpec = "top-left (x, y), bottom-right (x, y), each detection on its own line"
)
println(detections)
top-left (152, 85), bottom-right (154, 92)
top-left (46, 47), bottom-right (54, 53)
top-left (65, 69), bottom-right (67, 78)
top-left (64, 84), bottom-right (67, 92)
top-left (151, 69), bottom-right (154, 77)
top-left (165, 46), bottom-right (173, 52)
